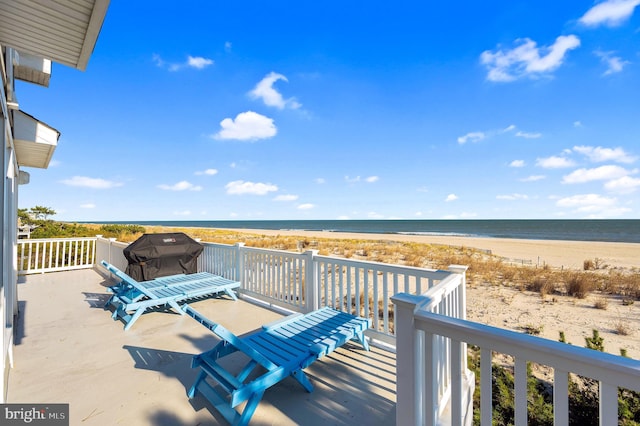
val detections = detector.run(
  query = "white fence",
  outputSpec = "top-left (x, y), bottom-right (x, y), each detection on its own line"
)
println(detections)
top-left (392, 292), bottom-right (640, 426)
top-left (17, 237), bottom-right (97, 274)
top-left (192, 242), bottom-right (467, 347)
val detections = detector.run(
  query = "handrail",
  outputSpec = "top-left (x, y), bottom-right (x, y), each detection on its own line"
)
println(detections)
top-left (393, 291), bottom-right (640, 426)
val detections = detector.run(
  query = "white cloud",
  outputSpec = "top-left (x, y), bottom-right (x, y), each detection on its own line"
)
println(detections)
top-left (297, 203), bottom-right (315, 210)
top-left (80, 203), bottom-right (96, 209)
top-left (314, 178), bottom-right (326, 184)
top-left (556, 194), bottom-right (618, 214)
top-left (249, 72), bottom-right (301, 110)
top-left (345, 175), bottom-right (379, 183)
top-left (562, 165), bottom-right (632, 184)
top-left (153, 54), bottom-right (214, 71)
top-left (536, 156), bottom-right (576, 168)
top-left (460, 212), bottom-right (478, 218)
top-left (157, 180), bottom-right (203, 191)
top-left (173, 210), bottom-right (192, 216)
top-left (445, 194), bottom-right (458, 202)
top-left (213, 111), bottom-right (277, 141)
top-left (187, 56), bottom-right (214, 69)
top-left (520, 175), bottom-right (546, 182)
top-left (274, 194), bottom-right (299, 201)
top-left (195, 168), bottom-right (219, 176)
top-left (604, 175), bottom-right (640, 193)
top-left (457, 124), bottom-right (519, 144)
top-left (60, 176), bottom-right (123, 189)
top-left (594, 50), bottom-right (630, 75)
top-left (515, 131), bottom-right (542, 139)
top-left (509, 160), bottom-right (525, 167)
top-left (496, 193), bottom-right (529, 200)
top-left (457, 132), bottom-right (485, 144)
top-left (443, 212), bottom-right (478, 219)
top-left (480, 35), bottom-right (580, 82)
top-left (574, 121), bottom-right (583, 128)
top-left (573, 145), bottom-right (637, 163)
top-left (579, 0), bottom-right (640, 27)
top-left (368, 212), bottom-right (385, 219)
top-left (225, 180), bottom-right (278, 195)
top-left (224, 41), bottom-right (232, 52)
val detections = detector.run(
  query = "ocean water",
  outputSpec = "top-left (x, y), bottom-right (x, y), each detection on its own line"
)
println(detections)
top-left (102, 219), bottom-right (640, 244)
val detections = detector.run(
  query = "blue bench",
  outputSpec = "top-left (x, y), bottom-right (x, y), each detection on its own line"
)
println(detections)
top-left (185, 305), bottom-right (371, 425)
top-left (100, 260), bottom-right (240, 330)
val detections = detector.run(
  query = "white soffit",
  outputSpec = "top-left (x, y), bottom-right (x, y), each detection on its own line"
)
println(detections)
top-left (13, 110), bottom-right (60, 169)
top-left (14, 51), bottom-right (52, 87)
top-left (0, 0), bottom-right (110, 71)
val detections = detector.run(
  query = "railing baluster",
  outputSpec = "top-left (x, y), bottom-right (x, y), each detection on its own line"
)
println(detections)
top-left (363, 267), bottom-right (369, 320)
top-left (346, 265), bottom-right (352, 315)
top-left (383, 273), bottom-right (389, 333)
top-left (47, 241), bottom-right (53, 269)
top-left (600, 382), bottom-right (618, 426)
top-left (323, 261), bottom-right (329, 308)
top-left (451, 339), bottom-right (462, 426)
top-left (514, 358), bottom-right (528, 426)
top-left (554, 368), bottom-right (568, 426)
top-left (34, 242), bottom-right (39, 272)
top-left (372, 270), bottom-right (379, 331)
top-left (338, 263), bottom-right (344, 311)
top-left (481, 348), bottom-right (492, 425)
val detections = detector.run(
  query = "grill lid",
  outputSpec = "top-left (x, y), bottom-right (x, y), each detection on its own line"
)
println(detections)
top-left (123, 232), bottom-right (204, 281)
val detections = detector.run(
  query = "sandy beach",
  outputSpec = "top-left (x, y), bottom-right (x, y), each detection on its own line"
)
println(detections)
top-left (203, 227), bottom-right (640, 358)
top-left (215, 227), bottom-right (640, 270)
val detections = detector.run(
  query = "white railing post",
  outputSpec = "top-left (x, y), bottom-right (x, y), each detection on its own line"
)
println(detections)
top-left (392, 293), bottom-right (430, 426)
top-left (235, 243), bottom-right (245, 287)
top-left (447, 265), bottom-right (471, 426)
top-left (448, 265), bottom-right (468, 320)
top-left (304, 250), bottom-right (319, 313)
top-left (108, 237), bottom-right (116, 266)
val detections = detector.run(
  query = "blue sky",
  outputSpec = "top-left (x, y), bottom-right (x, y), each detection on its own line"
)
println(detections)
top-left (16, 1), bottom-right (640, 221)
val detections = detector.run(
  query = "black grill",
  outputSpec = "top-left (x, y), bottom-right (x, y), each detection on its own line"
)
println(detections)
top-left (123, 232), bottom-right (204, 281)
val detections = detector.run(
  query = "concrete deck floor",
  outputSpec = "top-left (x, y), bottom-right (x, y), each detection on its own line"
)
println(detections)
top-left (7, 268), bottom-right (396, 425)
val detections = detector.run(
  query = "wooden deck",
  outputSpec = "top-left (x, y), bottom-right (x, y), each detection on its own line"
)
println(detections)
top-left (7, 268), bottom-right (396, 425)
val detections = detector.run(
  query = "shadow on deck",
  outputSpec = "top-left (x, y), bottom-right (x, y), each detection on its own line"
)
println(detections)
top-left (8, 269), bottom-right (396, 425)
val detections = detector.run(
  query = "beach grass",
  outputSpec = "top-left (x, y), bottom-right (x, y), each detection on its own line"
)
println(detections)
top-left (87, 223), bottom-right (640, 301)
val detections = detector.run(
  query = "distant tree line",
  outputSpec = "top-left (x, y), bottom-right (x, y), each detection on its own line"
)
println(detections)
top-left (18, 206), bottom-right (144, 239)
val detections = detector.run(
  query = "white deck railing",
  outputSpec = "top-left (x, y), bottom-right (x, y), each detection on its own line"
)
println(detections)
top-left (392, 292), bottom-right (640, 426)
top-left (20, 236), bottom-right (640, 425)
top-left (193, 242), bottom-right (466, 346)
top-left (94, 237), bottom-right (471, 419)
top-left (17, 237), bottom-right (97, 274)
